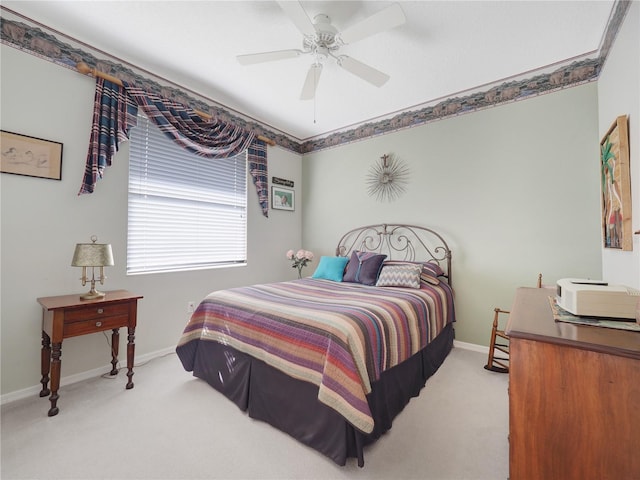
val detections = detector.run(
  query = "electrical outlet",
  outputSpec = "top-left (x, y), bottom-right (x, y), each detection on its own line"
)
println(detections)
top-left (187, 301), bottom-right (196, 313)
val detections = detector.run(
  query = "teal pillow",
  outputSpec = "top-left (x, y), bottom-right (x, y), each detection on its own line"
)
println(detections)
top-left (311, 256), bottom-right (349, 282)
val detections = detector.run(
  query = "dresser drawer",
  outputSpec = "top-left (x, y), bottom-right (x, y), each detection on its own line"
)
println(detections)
top-left (65, 302), bottom-right (130, 323)
top-left (63, 314), bottom-right (129, 337)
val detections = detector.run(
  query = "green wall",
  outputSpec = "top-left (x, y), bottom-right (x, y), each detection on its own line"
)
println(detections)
top-left (302, 83), bottom-right (602, 346)
top-left (597, 1), bottom-right (640, 287)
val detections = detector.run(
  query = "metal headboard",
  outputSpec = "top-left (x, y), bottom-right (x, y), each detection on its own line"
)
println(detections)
top-left (335, 223), bottom-right (452, 286)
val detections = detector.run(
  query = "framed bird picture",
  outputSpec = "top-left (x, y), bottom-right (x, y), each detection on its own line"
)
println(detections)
top-left (600, 115), bottom-right (632, 251)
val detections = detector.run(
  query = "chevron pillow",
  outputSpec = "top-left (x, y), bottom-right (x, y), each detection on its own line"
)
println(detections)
top-left (375, 263), bottom-right (422, 289)
top-left (382, 260), bottom-right (443, 285)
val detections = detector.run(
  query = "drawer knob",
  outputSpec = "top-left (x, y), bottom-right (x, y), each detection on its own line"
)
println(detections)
top-left (97, 308), bottom-right (104, 314)
top-left (96, 321), bottom-right (102, 327)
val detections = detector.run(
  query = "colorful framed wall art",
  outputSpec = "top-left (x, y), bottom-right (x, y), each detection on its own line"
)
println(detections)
top-left (600, 115), bottom-right (632, 251)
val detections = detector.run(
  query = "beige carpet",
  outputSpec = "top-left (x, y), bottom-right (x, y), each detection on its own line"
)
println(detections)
top-left (1, 347), bottom-right (508, 480)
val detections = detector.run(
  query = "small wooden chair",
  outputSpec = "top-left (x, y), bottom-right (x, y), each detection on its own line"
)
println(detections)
top-left (484, 307), bottom-right (511, 373)
top-left (484, 274), bottom-right (543, 373)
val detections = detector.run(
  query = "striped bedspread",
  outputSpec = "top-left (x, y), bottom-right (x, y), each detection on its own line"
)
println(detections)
top-left (176, 278), bottom-right (455, 434)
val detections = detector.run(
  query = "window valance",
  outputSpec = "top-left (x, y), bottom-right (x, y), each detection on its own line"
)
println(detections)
top-left (79, 77), bottom-right (269, 217)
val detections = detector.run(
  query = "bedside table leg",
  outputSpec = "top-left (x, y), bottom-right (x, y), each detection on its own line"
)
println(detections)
top-left (110, 329), bottom-right (120, 375)
top-left (39, 332), bottom-right (51, 397)
top-left (126, 327), bottom-right (135, 389)
top-left (48, 342), bottom-right (62, 416)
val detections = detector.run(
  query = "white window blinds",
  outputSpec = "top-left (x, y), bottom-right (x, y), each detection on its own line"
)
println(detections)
top-left (127, 114), bottom-right (247, 275)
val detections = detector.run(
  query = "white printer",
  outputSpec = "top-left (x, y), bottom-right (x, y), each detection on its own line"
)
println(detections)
top-left (556, 278), bottom-right (640, 319)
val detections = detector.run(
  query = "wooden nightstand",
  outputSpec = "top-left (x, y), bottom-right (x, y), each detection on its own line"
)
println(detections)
top-left (37, 290), bottom-right (143, 416)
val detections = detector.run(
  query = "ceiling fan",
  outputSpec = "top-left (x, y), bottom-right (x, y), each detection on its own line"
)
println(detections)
top-left (237, 1), bottom-right (406, 100)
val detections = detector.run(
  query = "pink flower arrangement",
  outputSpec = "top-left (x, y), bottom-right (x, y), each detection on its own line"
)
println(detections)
top-left (286, 249), bottom-right (314, 278)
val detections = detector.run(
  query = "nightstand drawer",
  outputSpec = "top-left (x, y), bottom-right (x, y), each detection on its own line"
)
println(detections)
top-left (65, 302), bottom-right (130, 323)
top-left (63, 314), bottom-right (129, 337)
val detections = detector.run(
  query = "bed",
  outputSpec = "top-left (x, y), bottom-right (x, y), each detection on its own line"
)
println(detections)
top-left (176, 224), bottom-right (455, 466)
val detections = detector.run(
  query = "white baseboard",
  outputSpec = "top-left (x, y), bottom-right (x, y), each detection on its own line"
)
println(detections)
top-left (453, 340), bottom-right (489, 354)
top-left (0, 346), bottom-right (176, 406)
top-left (3, 342), bottom-right (487, 405)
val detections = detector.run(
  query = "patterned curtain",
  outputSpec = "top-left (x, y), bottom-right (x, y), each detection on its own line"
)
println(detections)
top-left (247, 140), bottom-right (268, 216)
top-left (80, 77), bottom-right (269, 217)
top-left (78, 78), bottom-right (138, 195)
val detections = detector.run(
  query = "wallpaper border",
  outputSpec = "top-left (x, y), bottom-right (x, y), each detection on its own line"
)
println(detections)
top-left (1, 1), bottom-right (630, 155)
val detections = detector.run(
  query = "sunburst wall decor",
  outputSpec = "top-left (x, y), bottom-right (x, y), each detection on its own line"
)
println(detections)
top-left (366, 153), bottom-right (410, 202)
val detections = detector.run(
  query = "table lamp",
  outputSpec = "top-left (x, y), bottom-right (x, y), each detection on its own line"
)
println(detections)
top-left (71, 235), bottom-right (114, 300)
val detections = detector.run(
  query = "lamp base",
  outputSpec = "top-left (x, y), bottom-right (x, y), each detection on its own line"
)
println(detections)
top-left (80, 289), bottom-right (106, 301)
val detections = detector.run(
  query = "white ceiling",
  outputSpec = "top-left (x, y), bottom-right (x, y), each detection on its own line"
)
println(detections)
top-left (3, 1), bottom-right (615, 141)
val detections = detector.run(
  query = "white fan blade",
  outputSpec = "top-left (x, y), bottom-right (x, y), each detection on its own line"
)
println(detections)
top-left (339, 3), bottom-right (406, 44)
top-left (337, 55), bottom-right (389, 87)
top-left (237, 49), bottom-right (303, 65)
top-left (277, 1), bottom-right (316, 37)
top-left (300, 63), bottom-right (323, 100)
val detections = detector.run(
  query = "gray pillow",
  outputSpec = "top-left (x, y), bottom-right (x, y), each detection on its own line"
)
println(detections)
top-left (343, 251), bottom-right (387, 285)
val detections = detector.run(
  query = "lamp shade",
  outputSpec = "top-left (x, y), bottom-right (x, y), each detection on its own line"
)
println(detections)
top-left (71, 242), bottom-right (114, 267)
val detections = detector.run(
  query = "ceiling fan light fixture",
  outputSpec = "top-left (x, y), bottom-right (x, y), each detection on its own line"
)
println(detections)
top-left (239, 1), bottom-right (406, 101)
top-left (314, 46), bottom-right (329, 61)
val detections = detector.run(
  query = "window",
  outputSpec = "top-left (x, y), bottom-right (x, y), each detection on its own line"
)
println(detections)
top-left (127, 114), bottom-right (247, 274)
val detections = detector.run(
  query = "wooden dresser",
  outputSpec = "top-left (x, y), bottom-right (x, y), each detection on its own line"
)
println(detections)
top-left (506, 287), bottom-right (640, 480)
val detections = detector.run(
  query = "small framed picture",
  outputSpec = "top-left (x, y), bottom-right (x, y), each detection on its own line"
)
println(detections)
top-left (1, 130), bottom-right (63, 180)
top-left (271, 186), bottom-right (295, 211)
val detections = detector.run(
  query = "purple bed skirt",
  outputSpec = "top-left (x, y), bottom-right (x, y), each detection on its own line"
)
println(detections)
top-left (178, 322), bottom-right (454, 467)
